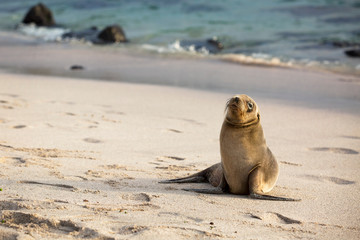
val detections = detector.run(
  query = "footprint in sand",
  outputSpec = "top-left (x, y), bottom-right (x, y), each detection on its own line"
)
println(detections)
top-left (121, 193), bottom-right (151, 202)
top-left (1, 212), bottom-right (79, 233)
top-left (0, 100), bottom-right (13, 109)
top-left (309, 147), bottom-right (358, 155)
top-left (249, 212), bottom-right (302, 224)
top-left (155, 164), bottom-right (196, 171)
top-left (0, 200), bottom-right (29, 210)
top-left (83, 138), bottom-right (103, 143)
top-left (303, 175), bottom-right (355, 185)
top-left (116, 225), bottom-right (149, 235)
top-left (0, 95), bottom-right (27, 109)
top-left (105, 180), bottom-right (126, 188)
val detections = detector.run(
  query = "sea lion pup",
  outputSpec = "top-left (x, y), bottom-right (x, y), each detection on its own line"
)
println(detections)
top-left (160, 94), bottom-right (300, 201)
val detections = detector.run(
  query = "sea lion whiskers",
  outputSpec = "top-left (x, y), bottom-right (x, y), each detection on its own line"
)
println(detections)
top-left (224, 98), bottom-right (233, 112)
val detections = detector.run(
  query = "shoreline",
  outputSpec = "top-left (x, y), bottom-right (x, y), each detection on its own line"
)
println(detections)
top-left (0, 31), bottom-right (359, 112)
top-left (1, 29), bottom-right (360, 81)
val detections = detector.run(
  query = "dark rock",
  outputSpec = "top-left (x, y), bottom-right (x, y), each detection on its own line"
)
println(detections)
top-left (97, 25), bottom-right (127, 43)
top-left (22, 3), bottom-right (55, 27)
top-left (62, 25), bottom-right (127, 44)
top-left (207, 38), bottom-right (224, 50)
top-left (345, 49), bottom-right (360, 58)
top-left (70, 65), bottom-right (85, 70)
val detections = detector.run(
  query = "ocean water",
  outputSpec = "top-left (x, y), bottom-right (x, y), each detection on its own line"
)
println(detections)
top-left (0, 0), bottom-right (359, 75)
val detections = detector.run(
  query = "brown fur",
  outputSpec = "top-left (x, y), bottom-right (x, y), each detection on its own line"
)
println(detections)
top-left (160, 95), bottom-right (300, 201)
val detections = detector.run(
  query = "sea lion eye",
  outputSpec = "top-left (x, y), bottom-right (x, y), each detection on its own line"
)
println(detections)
top-left (247, 102), bottom-right (253, 111)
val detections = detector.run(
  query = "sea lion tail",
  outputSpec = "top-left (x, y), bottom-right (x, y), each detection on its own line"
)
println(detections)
top-left (159, 163), bottom-right (219, 184)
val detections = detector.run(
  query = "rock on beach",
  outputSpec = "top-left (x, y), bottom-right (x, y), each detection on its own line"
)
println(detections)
top-left (22, 2), bottom-right (55, 27)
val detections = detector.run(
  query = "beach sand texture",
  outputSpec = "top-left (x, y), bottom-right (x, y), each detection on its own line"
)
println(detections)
top-left (0, 60), bottom-right (359, 240)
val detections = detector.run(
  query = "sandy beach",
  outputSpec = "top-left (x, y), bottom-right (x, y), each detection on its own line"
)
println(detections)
top-left (1, 31), bottom-right (360, 239)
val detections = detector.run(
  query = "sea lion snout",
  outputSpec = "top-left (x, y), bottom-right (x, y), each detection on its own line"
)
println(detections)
top-left (228, 95), bottom-right (246, 112)
top-left (228, 96), bottom-right (242, 107)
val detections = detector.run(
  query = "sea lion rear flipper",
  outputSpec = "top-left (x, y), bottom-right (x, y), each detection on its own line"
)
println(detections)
top-left (248, 167), bottom-right (301, 202)
top-left (158, 163), bottom-right (221, 184)
top-left (159, 176), bottom-right (206, 184)
top-left (181, 173), bottom-right (228, 194)
top-left (250, 193), bottom-right (300, 201)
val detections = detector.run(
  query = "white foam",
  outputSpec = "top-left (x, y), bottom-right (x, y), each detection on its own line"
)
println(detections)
top-left (17, 24), bottom-right (70, 42)
top-left (142, 40), bottom-right (209, 55)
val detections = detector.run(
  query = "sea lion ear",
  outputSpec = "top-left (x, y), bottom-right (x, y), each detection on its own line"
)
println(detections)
top-left (257, 113), bottom-right (260, 120)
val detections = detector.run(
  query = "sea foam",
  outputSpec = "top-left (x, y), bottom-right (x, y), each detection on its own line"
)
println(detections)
top-left (17, 24), bottom-right (70, 42)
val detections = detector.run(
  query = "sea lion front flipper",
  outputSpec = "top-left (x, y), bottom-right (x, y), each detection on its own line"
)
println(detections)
top-left (248, 167), bottom-right (301, 202)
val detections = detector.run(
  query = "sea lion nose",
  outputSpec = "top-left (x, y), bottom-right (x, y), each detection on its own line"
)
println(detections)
top-left (234, 97), bottom-right (240, 103)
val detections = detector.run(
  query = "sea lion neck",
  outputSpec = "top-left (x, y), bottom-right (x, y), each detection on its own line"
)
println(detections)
top-left (224, 115), bottom-right (260, 129)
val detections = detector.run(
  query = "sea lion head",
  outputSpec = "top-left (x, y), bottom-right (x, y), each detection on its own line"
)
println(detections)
top-left (225, 94), bottom-right (260, 127)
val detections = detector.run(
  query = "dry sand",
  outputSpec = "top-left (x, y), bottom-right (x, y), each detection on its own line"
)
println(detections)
top-left (0, 33), bottom-right (360, 239)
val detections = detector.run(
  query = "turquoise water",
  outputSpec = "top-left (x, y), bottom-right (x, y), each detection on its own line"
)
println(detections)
top-left (0, 0), bottom-right (359, 74)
